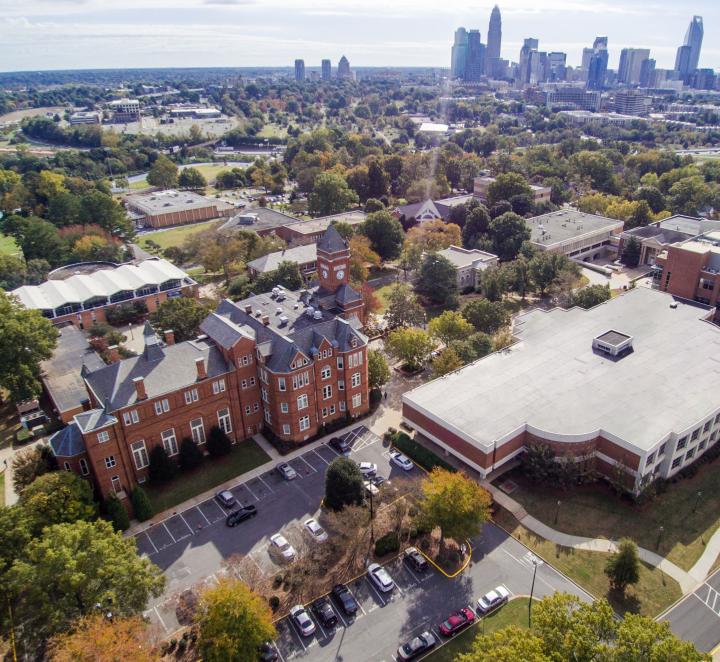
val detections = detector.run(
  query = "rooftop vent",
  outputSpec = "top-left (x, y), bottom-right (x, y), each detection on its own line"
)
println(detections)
top-left (279, 315), bottom-right (289, 326)
top-left (592, 330), bottom-right (633, 357)
top-left (276, 307), bottom-right (283, 314)
top-left (306, 306), bottom-right (315, 317)
top-left (313, 310), bottom-right (322, 320)
top-left (255, 310), bottom-right (262, 317)
top-left (262, 315), bottom-right (270, 326)
top-left (244, 304), bottom-right (252, 314)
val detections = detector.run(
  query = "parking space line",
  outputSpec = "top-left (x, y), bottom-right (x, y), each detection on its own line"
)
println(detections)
top-left (335, 607), bottom-right (349, 628)
top-left (692, 591), bottom-right (720, 617)
top-left (273, 644), bottom-right (286, 662)
top-left (346, 585), bottom-right (366, 616)
top-left (299, 455), bottom-right (317, 473)
top-left (258, 476), bottom-right (274, 493)
top-left (153, 606), bottom-right (168, 633)
top-left (162, 522), bottom-right (177, 543)
top-left (179, 512), bottom-right (194, 536)
top-left (288, 620), bottom-right (307, 652)
top-left (313, 448), bottom-right (330, 464)
top-left (206, 497), bottom-right (226, 519)
top-left (197, 505), bottom-right (212, 526)
top-left (365, 577), bottom-right (387, 606)
top-left (245, 481), bottom-right (260, 501)
top-left (403, 563), bottom-right (422, 586)
top-left (312, 613), bottom-right (328, 641)
top-left (143, 530), bottom-right (159, 554)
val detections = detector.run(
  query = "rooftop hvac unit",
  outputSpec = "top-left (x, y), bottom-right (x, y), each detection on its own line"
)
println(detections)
top-left (279, 315), bottom-right (289, 325)
top-left (255, 310), bottom-right (262, 317)
top-left (276, 307), bottom-right (283, 314)
top-left (313, 310), bottom-right (322, 320)
top-left (306, 306), bottom-right (315, 317)
top-left (293, 303), bottom-right (299, 309)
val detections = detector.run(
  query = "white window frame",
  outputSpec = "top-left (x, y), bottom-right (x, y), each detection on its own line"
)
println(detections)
top-left (337, 356), bottom-right (344, 369)
top-left (339, 400), bottom-right (346, 412)
top-left (79, 458), bottom-right (89, 476)
top-left (185, 388), bottom-right (198, 405)
top-left (249, 377), bottom-right (256, 386)
top-left (338, 379), bottom-right (345, 391)
top-left (321, 366), bottom-right (331, 380)
top-left (241, 379), bottom-right (248, 389)
top-left (154, 399), bottom-right (170, 416)
top-left (351, 372), bottom-right (361, 388)
top-left (97, 431), bottom-right (110, 443)
top-left (104, 455), bottom-right (116, 469)
top-left (244, 404), bottom-right (251, 415)
top-left (131, 440), bottom-right (149, 470)
top-left (122, 410), bottom-right (139, 426)
top-left (282, 424), bottom-right (291, 435)
top-left (278, 377), bottom-right (286, 391)
top-left (280, 402), bottom-right (289, 413)
top-left (299, 415), bottom-right (310, 431)
top-left (190, 418), bottom-right (206, 445)
top-left (322, 407), bottom-right (328, 418)
top-left (330, 404), bottom-right (336, 415)
top-left (111, 475), bottom-right (122, 494)
top-left (264, 408), bottom-right (272, 424)
top-left (161, 428), bottom-right (178, 456)
top-left (323, 384), bottom-right (332, 400)
top-left (217, 408), bottom-right (232, 434)
top-left (297, 394), bottom-right (308, 410)
top-left (212, 379), bottom-right (226, 394)
top-left (352, 394), bottom-right (362, 408)
top-left (253, 402), bottom-right (260, 412)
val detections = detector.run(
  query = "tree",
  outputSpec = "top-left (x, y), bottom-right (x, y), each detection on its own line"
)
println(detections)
top-left (0, 291), bottom-right (58, 403)
top-left (254, 260), bottom-right (304, 292)
top-left (365, 198), bottom-right (385, 213)
top-left (457, 626), bottom-right (550, 662)
top-left (148, 444), bottom-right (176, 483)
top-left (47, 614), bottom-right (157, 662)
top-left (614, 613), bottom-right (711, 661)
top-left (0, 254), bottom-right (28, 290)
top-left (78, 190), bottom-right (134, 237)
top-left (478, 265), bottom-right (507, 301)
top-left (489, 212), bottom-right (531, 261)
top-left (419, 468), bottom-right (492, 546)
top-left (362, 210), bottom-right (404, 261)
top-left (11, 445), bottom-right (55, 493)
top-left (572, 284), bottom-right (611, 309)
top-left (428, 310), bottom-right (473, 345)
top-left (19, 217), bottom-right (67, 267)
top-left (621, 235), bottom-right (641, 268)
top-left (487, 173), bottom-right (533, 207)
top-left (528, 252), bottom-right (567, 297)
top-left (131, 487), bottom-right (154, 522)
top-left (367, 349), bottom-right (390, 390)
top-left (179, 437), bottom-right (204, 470)
top-left (405, 220), bottom-right (462, 253)
top-left (324, 456), bottom-right (365, 510)
top-left (196, 577), bottom-right (275, 662)
top-left (668, 176), bottom-right (715, 216)
top-left (207, 425), bottom-right (233, 457)
top-left (418, 253), bottom-right (458, 307)
top-left (431, 347), bottom-right (464, 377)
top-left (349, 235), bottom-right (381, 283)
top-left (105, 493), bottom-right (130, 531)
top-left (150, 297), bottom-right (213, 343)
top-left (385, 327), bottom-right (437, 372)
top-left (20, 471), bottom-right (97, 535)
top-left (605, 538), bottom-right (640, 593)
top-left (461, 299), bottom-right (509, 334)
top-left (7, 520), bottom-right (164, 641)
top-left (308, 172), bottom-right (359, 216)
top-left (462, 203), bottom-right (491, 248)
top-left (384, 283), bottom-right (425, 328)
top-left (147, 155), bottom-right (178, 189)
top-left (179, 167), bottom-right (208, 190)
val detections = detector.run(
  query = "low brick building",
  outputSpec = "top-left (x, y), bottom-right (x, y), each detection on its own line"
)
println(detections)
top-left (125, 190), bottom-right (235, 229)
top-left (50, 227), bottom-right (369, 511)
top-left (402, 288), bottom-right (720, 494)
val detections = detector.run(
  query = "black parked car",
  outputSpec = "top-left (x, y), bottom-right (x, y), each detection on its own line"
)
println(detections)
top-left (258, 642), bottom-right (278, 661)
top-left (312, 596), bottom-right (338, 628)
top-left (404, 546), bottom-right (429, 573)
top-left (330, 436), bottom-right (351, 453)
top-left (331, 583), bottom-right (358, 616)
top-left (226, 504), bottom-right (258, 527)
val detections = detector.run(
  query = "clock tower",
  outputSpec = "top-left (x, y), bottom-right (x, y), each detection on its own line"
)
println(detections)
top-left (316, 225), bottom-right (350, 294)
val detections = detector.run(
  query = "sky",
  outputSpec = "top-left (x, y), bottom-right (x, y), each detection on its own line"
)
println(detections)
top-left (0, 0), bottom-right (718, 73)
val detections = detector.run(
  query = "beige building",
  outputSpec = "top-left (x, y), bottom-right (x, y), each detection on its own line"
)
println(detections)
top-left (437, 245), bottom-right (499, 290)
top-left (474, 176), bottom-right (551, 204)
top-left (125, 190), bottom-right (235, 229)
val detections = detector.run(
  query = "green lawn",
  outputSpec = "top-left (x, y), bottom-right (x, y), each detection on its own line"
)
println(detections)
top-left (497, 463), bottom-right (720, 572)
top-left (0, 232), bottom-right (19, 256)
top-left (258, 123), bottom-right (288, 139)
top-left (145, 439), bottom-right (271, 513)
top-left (139, 220), bottom-right (221, 252)
top-left (495, 510), bottom-right (682, 618)
top-left (425, 598), bottom-right (530, 661)
top-left (0, 472), bottom-right (5, 507)
top-left (374, 284), bottom-right (396, 314)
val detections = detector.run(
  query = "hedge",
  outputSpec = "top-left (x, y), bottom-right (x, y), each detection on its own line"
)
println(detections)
top-left (374, 531), bottom-right (400, 557)
top-left (387, 431), bottom-right (456, 473)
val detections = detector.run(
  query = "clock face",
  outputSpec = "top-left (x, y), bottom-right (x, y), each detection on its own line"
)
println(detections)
top-left (322, 269), bottom-right (328, 278)
top-left (337, 270), bottom-right (345, 280)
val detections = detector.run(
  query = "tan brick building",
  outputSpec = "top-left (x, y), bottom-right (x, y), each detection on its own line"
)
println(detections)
top-left (124, 190), bottom-right (235, 229)
top-left (50, 227), bottom-right (369, 511)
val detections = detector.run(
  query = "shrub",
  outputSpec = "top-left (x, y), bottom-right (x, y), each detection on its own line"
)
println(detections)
top-left (369, 389), bottom-right (382, 407)
top-left (390, 431), bottom-right (456, 473)
top-left (374, 532), bottom-right (400, 557)
top-left (207, 426), bottom-right (233, 458)
top-left (324, 457), bottom-right (364, 510)
top-left (104, 494), bottom-right (130, 531)
top-left (269, 596), bottom-right (280, 612)
top-left (148, 444), bottom-right (176, 483)
top-left (131, 486), bottom-right (154, 522)
top-left (179, 437), bottom-right (204, 470)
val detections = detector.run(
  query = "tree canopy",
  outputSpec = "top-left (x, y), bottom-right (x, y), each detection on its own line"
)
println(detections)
top-left (325, 456), bottom-right (365, 510)
top-left (150, 297), bottom-right (213, 343)
top-left (362, 210), bottom-right (404, 261)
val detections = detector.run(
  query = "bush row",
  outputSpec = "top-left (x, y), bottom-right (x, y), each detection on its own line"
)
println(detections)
top-left (385, 429), bottom-right (456, 473)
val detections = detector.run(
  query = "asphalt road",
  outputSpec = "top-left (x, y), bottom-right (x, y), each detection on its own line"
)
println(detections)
top-left (660, 565), bottom-right (720, 654)
top-left (138, 426), bottom-right (592, 659)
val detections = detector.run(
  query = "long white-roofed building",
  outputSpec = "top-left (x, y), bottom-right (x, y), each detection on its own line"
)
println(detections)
top-left (11, 259), bottom-right (198, 328)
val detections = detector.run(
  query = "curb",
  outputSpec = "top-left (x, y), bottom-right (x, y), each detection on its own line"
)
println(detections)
top-left (417, 540), bottom-right (473, 579)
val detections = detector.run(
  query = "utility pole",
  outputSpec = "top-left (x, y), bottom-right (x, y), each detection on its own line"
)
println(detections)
top-left (528, 559), bottom-right (539, 627)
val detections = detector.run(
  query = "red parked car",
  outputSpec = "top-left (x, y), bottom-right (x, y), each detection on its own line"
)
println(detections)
top-left (438, 607), bottom-right (476, 636)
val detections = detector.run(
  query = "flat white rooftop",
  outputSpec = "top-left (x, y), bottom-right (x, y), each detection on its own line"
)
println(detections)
top-left (403, 288), bottom-right (720, 454)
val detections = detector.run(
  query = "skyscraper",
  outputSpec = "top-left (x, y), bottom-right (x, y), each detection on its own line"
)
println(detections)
top-left (337, 56), bottom-right (351, 79)
top-left (465, 29), bottom-right (485, 82)
top-left (683, 15), bottom-right (703, 72)
top-left (548, 52), bottom-right (567, 82)
top-left (618, 48), bottom-right (650, 84)
top-left (294, 59), bottom-right (305, 82)
top-left (675, 45), bottom-right (692, 77)
top-left (451, 28), bottom-right (468, 79)
top-left (639, 58), bottom-right (655, 87)
top-left (321, 59), bottom-right (331, 81)
top-left (593, 36), bottom-right (608, 51)
top-left (584, 36), bottom-right (608, 90)
top-left (486, 5), bottom-right (501, 75)
top-left (518, 38), bottom-right (538, 85)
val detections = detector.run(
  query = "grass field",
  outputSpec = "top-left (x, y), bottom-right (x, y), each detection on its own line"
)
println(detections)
top-left (0, 232), bottom-right (19, 256)
top-left (497, 463), bottom-right (720, 572)
top-left (138, 220), bottom-right (221, 252)
top-left (258, 123), bottom-right (288, 139)
top-left (373, 284), bottom-right (397, 314)
top-left (425, 598), bottom-right (530, 661)
top-left (495, 509), bottom-right (682, 617)
top-left (145, 439), bottom-right (271, 513)
top-left (129, 164), bottom-right (240, 191)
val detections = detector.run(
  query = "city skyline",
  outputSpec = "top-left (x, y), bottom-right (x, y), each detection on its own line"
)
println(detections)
top-left (0, 0), bottom-right (719, 72)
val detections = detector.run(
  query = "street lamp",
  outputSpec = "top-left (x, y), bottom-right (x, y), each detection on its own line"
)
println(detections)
top-left (693, 491), bottom-right (703, 513)
top-left (528, 558), bottom-right (539, 627)
top-left (656, 525), bottom-right (664, 550)
top-left (368, 489), bottom-right (375, 542)
top-left (554, 500), bottom-right (561, 525)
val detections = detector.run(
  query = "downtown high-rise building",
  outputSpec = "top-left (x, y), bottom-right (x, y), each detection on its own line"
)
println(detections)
top-left (294, 59), bottom-right (305, 81)
top-left (465, 29), bottom-right (485, 82)
top-left (518, 38), bottom-right (539, 85)
top-left (486, 5), bottom-right (502, 76)
top-left (451, 28), bottom-right (469, 79)
top-left (618, 48), bottom-right (650, 84)
top-left (547, 52), bottom-right (567, 82)
top-left (337, 55), bottom-right (351, 79)
top-left (585, 36), bottom-right (608, 90)
top-left (321, 59), bottom-right (331, 81)
top-left (675, 45), bottom-right (693, 77)
top-left (683, 15), bottom-right (703, 72)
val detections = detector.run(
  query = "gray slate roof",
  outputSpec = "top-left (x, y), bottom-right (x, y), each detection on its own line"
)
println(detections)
top-left (74, 409), bottom-right (117, 433)
top-left (317, 225), bottom-right (348, 253)
top-left (247, 244), bottom-right (317, 274)
top-left (200, 313), bottom-right (254, 350)
top-left (49, 422), bottom-right (86, 457)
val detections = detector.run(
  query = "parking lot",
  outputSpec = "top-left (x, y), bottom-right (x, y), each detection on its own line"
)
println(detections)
top-left (661, 566), bottom-right (720, 654)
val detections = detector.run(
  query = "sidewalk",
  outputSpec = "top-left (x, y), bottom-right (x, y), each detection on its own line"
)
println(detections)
top-left (482, 480), bottom-right (696, 594)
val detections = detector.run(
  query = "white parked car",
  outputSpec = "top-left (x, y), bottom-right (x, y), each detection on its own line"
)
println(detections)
top-left (389, 451), bottom-right (414, 471)
top-left (270, 533), bottom-right (296, 561)
top-left (304, 518), bottom-right (328, 542)
top-left (476, 585), bottom-right (510, 614)
top-left (289, 605), bottom-right (316, 637)
top-left (367, 562), bottom-right (395, 593)
top-left (356, 461), bottom-right (378, 477)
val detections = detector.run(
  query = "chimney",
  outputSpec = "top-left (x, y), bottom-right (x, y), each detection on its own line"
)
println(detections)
top-left (164, 329), bottom-right (175, 345)
top-left (195, 357), bottom-right (207, 380)
top-left (107, 345), bottom-right (121, 363)
top-left (244, 304), bottom-right (252, 314)
top-left (133, 376), bottom-right (147, 400)
top-left (262, 315), bottom-right (270, 326)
